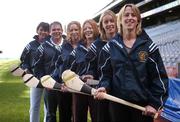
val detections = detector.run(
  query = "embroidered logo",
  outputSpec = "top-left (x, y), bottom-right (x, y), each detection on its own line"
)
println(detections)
top-left (138, 51), bottom-right (148, 62)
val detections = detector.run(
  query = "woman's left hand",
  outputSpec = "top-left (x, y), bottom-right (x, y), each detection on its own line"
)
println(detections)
top-left (142, 105), bottom-right (157, 117)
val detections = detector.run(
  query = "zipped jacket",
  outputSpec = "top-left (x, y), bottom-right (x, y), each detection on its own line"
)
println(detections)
top-left (52, 41), bottom-right (76, 83)
top-left (20, 35), bottom-right (50, 73)
top-left (99, 33), bottom-right (168, 110)
top-left (33, 38), bottom-right (63, 79)
top-left (85, 37), bottom-right (107, 80)
top-left (70, 41), bottom-right (88, 76)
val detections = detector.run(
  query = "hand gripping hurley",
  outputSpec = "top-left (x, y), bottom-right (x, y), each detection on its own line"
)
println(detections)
top-left (62, 70), bottom-right (97, 95)
top-left (62, 70), bottom-right (158, 119)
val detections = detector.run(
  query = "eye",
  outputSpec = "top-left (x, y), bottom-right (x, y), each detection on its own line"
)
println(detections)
top-left (102, 19), bottom-right (107, 24)
top-left (110, 19), bottom-right (115, 23)
top-left (131, 13), bottom-right (136, 17)
top-left (83, 27), bottom-right (87, 31)
top-left (39, 29), bottom-right (44, 31)
top-left (124, 13), bottom-right (129, 17)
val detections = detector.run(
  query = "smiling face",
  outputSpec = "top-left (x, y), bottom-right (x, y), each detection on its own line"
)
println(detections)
top-left (83, 22), bottom-right (94, 40)
top-left (50, 23), bottom-right (63, 40)
top-left (69, 23), bottom-right (81, 43)
top-left (37, 26), bottom-right (49, 40)
top-left (122, 6), bottom-right (138, 33)
top-left (117, 4), bottom-right (142, 35)
top-left (102, 14), bottom-right (116, 37)
top-left (99, 10), bottom-right (117, 40)
top-left (82, 19), bottom-right (99, 47)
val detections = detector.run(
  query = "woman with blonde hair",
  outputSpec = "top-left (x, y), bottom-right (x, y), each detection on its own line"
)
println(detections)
top-left (84, 10), bottom-right (118, 122)
top-left (52, 21), bottom-right (82, 122)
top-left (95, 4), bottom-right (168, 122)
top-left (70, 19), bottom-right (99, 122)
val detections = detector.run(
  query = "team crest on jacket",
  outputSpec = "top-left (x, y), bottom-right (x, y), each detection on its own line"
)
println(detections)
top-left (138, 51), bottom-right (148, 62)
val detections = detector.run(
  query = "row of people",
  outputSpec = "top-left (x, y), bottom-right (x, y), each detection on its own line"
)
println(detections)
top-left (20, 3), bottom-right (168, 122)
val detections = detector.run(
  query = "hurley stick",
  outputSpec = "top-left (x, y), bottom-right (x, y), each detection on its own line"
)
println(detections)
top-left (10, 64), bottom-right (42, 88)
top-left (40, 75), bottom-right (90, 95)
top-left (62, 70), bottom-right (158, 119)
top-left (10, 65), bottom-right (26, 77)
top-left (23, 74), bottom-right (42, 88)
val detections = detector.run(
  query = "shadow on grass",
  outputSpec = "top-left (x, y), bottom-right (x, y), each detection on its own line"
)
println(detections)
top-left (0, 59), bottom-right (30, 121)
top-left (0, 81), bottom-right (30, 121)
top-left (0, 60), bottom-right (45, 122)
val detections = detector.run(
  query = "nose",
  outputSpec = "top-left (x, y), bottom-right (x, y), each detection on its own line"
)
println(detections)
top-left (127, 14), bottom-right (134, 19)
top-left (54, 29), bottom-right (59, 32)
top-left (86, 28), bottom-right (90, 31)
top-left (72, 30), bottom-right (77, 33)
top-left (107, 21), bottom-right (112, 26)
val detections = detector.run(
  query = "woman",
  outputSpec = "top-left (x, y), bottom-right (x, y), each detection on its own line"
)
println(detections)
top-left (20, 22), bottom-right (50, 122)
top-left (95, 4), bottom-right (168, 122)
top-left (33, 21), bottom-right (65, 122)
top-left (85, 10), bottom-right (118, 122)
top-left (70, 19), bottom-right (99, 122)
top-left (53, 21), bottom-right (82, 122)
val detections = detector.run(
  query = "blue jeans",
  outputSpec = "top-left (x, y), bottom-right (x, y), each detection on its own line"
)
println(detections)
top-left (29, 88), bottom-right (47, 122)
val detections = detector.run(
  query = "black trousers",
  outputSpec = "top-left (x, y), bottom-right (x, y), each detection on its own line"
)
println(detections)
top-left (73, 93), bottom-right (98, 122)
top-left (109, 101), bottom-right (153, 122)
top-left (97, 100), bottom-right (110, 122)
top-left (44, 89), bottom-right (72, 122)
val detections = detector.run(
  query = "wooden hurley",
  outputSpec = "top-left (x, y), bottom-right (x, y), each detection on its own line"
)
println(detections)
top-left (10, 65), bottom-right (42, 88)
top-left (41, 75), bottom-right (62, 90)
top-left (40, 75), bottom-right (90, 95)
top-left (23, 74), bottom-right (41, 88)
top-left (62, 70), bottom-right (158, 119)
top-left (10, 65), bottom-right (26, 77)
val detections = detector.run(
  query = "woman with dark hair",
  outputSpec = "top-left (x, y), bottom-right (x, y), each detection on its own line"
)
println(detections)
top-left (95, 4), bottom-right (168, 122)
top-left (20, 22), bottom-right (50, 122)
top-left (33, 21), bottom-right (66, 122)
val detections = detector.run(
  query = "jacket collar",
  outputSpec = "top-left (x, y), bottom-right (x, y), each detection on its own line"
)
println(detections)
top-left (112, 32), bottom-right (150, 55)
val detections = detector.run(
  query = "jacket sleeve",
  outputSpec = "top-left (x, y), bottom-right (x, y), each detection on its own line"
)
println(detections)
top-left (147, 42), bottom-right (168, 110)
top-left (20, 43), bottom-right (31, 71)
top-left (98, 43), bottom-right (112, 92)
top-left (69, 50), bottom-right (77, 72)
top-left (51, 55), bottom-right (63, 83)
top-left (85, 48), bottom-right (97, 76)
top-left (57, 50), bottom-right (76, 83)
top-left (33, 45), bottom-right (45, 79)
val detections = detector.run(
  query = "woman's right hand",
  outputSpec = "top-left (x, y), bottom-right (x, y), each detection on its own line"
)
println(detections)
top-left (94, 87), bottom-right (106, 100)
top-left (60, 83), bottom-right (69, 92)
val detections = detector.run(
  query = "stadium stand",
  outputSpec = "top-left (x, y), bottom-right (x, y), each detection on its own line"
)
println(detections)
top-left (145, 20), bottom-right (180, 67)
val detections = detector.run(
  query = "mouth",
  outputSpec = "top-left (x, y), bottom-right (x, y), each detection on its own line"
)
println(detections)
top-left (107, 26), bottom-right (115, 31)
top-left (85, 33), bottom-right (92, 36)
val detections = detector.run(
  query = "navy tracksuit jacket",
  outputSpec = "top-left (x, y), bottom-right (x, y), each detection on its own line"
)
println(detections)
top-left (99, 32), bottom-right (168, 110)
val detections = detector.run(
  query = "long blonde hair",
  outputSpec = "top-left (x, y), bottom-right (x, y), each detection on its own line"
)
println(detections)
top-left (98, 10), bottom-right (117, 40)
top-left (117, 4), bottom-right (142, 35)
